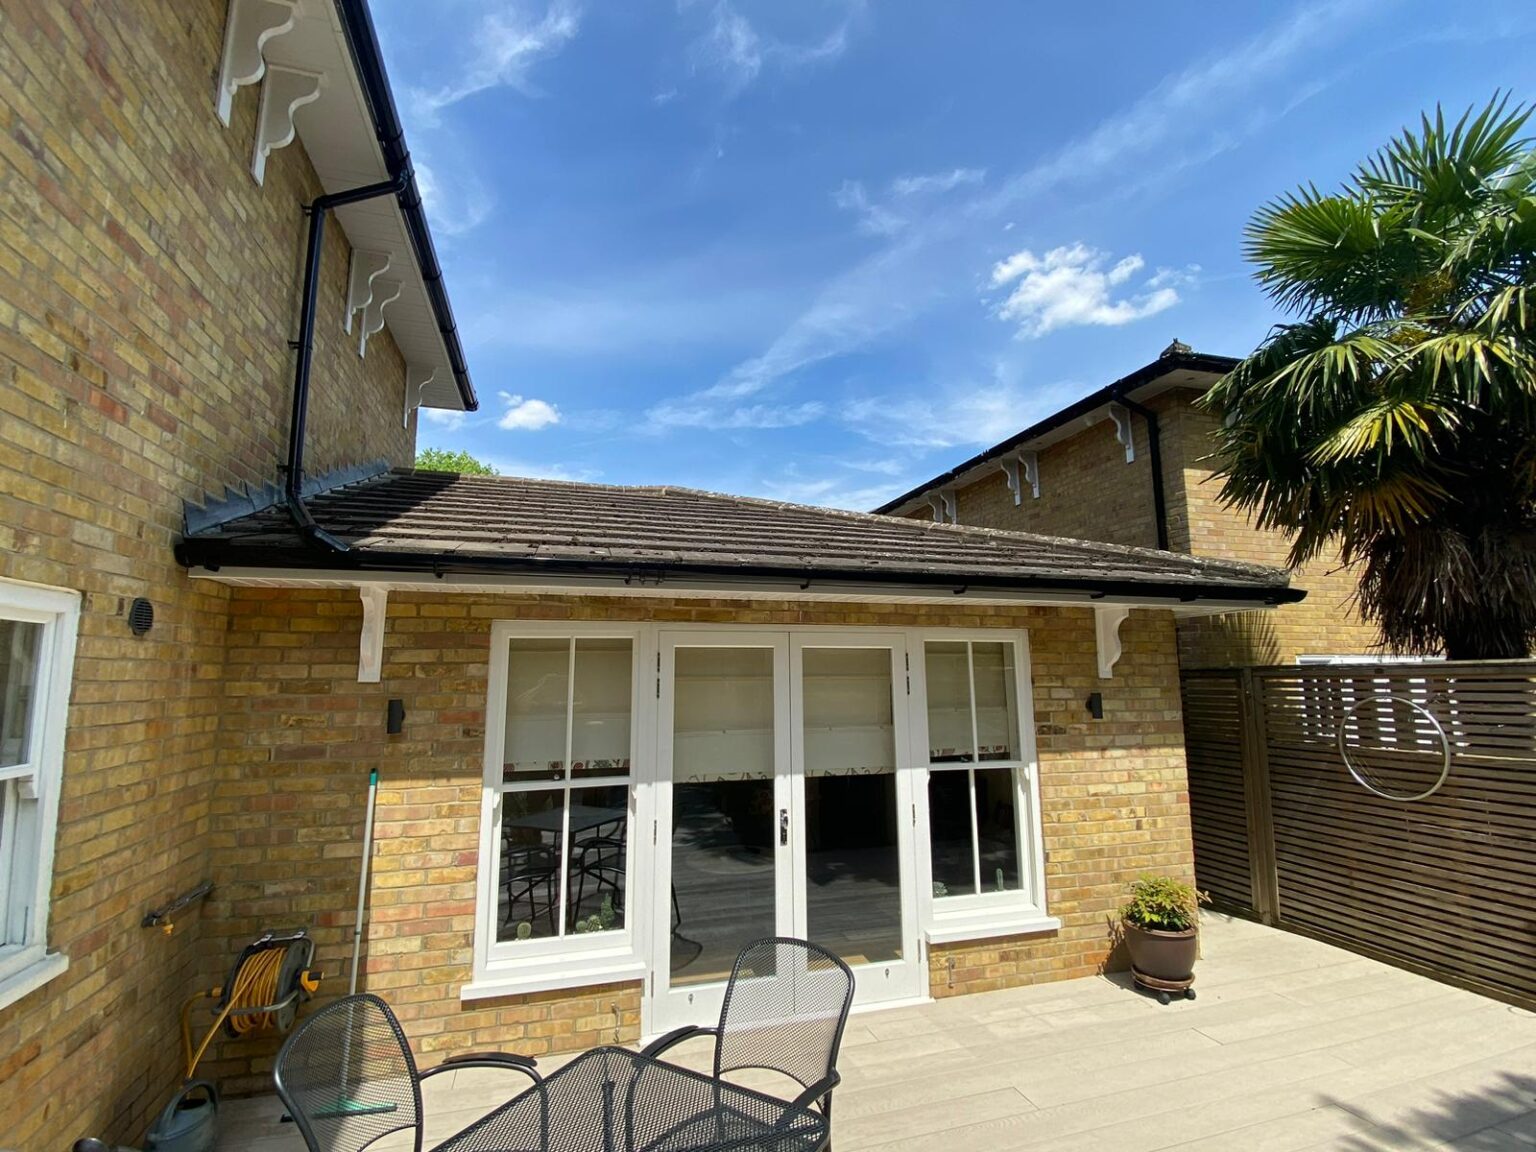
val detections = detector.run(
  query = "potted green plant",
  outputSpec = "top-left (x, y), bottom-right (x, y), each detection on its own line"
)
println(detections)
top-left (1121, 875), bottom-right (1205, 1004)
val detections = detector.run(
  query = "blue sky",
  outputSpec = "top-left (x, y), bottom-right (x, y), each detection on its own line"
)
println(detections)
top-left (376, 0), bottom-right (1536, 510)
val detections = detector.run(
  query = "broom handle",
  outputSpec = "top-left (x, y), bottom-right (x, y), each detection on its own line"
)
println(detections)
top-left (349, 768), bottom-right (380, 995)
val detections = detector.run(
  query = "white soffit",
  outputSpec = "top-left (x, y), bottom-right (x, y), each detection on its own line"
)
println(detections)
top-left (260, 2), bottom-right (465, 412)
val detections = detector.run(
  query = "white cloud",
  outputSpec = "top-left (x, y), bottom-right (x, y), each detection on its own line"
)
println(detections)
top-left (414, 159), bottom-right (493, 237)
top-left (410, 0), bottom-right (581, 121)
top-left (989, 244), bottom-right (1194, 338)
top-left (692, 0), bottom-right (1374, 401)
top-left (484, 457), bottom-right (601, 483)
top-left (420, 407), bottom-right (469, 432)
top-left (890, 168), bottom-right (985, 197)
top-left (834, 168), bottom-right (985, 237)
top-left (497, 392), bottom-right (562, 430)
top-left (645, 397), bottom-right (824, 432)
top-left (750, 474), bottom-right (905, 512)
top-left (843, 371), bottom-right (1087, 451)
top-left (686, 0), bottom-right (862, 97)
top-left (691, 2), bottom-right (762, 94)
top-left (833, 180), bottom-right (903, 237)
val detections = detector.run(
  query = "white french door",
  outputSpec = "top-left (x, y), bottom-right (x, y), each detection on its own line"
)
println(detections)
top-left (648, 630), bottom-right (922, 1033)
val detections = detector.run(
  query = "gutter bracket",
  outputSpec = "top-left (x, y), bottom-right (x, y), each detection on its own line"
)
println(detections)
top-left (1094, 605), bottom-right (1130, 680)
top-left (1107, 404), bottom-right (1136, 462)
top-left (344, 250), bottom-right (392, 335)
top-left (403, 366), bottom-right (435, 428)
top-left (358, 279), bottom-right (403, 358)
top-left (1001, 451), bottom-right (1040, 505)
top-left (251, 65), bottom-right (323, 184)
top-left (357, 586), bottom-right (388, 683)
top-left (215, 0), bottom-right (299, 125)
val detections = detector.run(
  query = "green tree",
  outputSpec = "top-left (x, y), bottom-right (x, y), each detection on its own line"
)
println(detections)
top-left (415, 447), bottom-right (498, 476)
top-left (1204, 96), bottom-right (1536, 659)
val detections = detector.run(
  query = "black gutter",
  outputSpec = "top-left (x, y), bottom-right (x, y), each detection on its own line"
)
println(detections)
top-left (332, 0), bottom-right (477, 413)
top-left (173, 538), bottom-right (1305, 607)
top-left (873, 350), bottom-right (1238, 516)
top-left (285, 173), bottom-right (410, 552)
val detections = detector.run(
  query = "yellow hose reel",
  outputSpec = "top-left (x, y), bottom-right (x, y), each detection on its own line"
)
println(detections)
top-left (181, 930), bottom-right (321, 1080)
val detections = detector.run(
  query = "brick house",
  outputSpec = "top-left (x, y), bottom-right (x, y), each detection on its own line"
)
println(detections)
top-left (0, 3), bottom-right (1298, 1148)
top-left (875, 342), bottom-right (1405, 669)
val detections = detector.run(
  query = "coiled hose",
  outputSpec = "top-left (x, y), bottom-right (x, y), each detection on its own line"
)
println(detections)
top-left (180, 945), bottom-right (298, 1079)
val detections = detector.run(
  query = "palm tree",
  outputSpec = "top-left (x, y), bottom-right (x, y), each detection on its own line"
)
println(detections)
top-left (1203, 95), bottom-right (1536, 659)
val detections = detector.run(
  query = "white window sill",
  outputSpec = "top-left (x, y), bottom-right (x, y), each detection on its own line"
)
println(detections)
top-left (924, 914), bottom-right (1061, 947)
top-left (0, 950), bottom-right (68, 1012)
top-left (461, 954), bottom-right (648, 1001)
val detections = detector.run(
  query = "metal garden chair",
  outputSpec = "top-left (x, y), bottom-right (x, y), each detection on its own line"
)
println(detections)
top-left (640, 937), bottom-right (856, 1140)
top-left (274, 993), bottom-right (542, 1152)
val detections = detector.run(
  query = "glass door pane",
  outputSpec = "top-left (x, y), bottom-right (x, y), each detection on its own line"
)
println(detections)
top-left (801, 648), bottom-right (903, 965)
top-left (669, 646), bottom-right (779, 988)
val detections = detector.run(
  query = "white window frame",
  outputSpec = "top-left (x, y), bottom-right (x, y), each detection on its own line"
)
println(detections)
top-left (910, 631), bottom-right (1055, 945)
top-left (464, 621), bottom-right (651, 1000)
top-left (0, 578), bottom-right (80, 1010)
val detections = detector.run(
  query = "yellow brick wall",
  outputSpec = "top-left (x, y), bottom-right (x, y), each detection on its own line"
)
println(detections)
top-left (909, 389), bottom-right (1393, 668)
top-left (943, 403), bottom-right (1163, 550)
top-left (1169, 399), bottom-right (1389, 667)
top-left (0, 2), bottom-right (417, 1146)
top-left (203, 589), bottom-right (1194, 1091)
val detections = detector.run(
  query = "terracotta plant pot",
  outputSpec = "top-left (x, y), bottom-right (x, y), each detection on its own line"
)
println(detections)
top-left (1122, 920), bottom-right (1198, 993)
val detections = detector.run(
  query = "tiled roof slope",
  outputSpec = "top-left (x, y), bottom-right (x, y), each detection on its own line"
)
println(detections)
top-left (178, 470), bottom-right (1300, 602)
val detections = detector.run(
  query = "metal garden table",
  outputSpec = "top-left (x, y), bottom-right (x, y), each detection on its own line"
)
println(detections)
top-left (432, 1045), bottom-right (829, 1152)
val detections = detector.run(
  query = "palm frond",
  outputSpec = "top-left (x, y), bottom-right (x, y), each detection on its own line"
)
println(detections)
top-left (1307, 396), bottom-right (1453, 466)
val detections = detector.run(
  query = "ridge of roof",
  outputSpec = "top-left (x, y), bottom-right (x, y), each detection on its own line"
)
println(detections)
top-left (383, 470), bottom-right (1286, 583)
top-left (872, 344), bottom-right (1239, 514)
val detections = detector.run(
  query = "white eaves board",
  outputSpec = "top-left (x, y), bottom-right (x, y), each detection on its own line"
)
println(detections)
top-left (260, 0), bottom-right (466, 412)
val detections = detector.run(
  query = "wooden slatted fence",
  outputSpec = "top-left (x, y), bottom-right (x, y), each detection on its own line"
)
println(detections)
top-left (1180, 672), bottom-right (1255, 915)
top-left (1181, 660), bottom-right (1536, 1010)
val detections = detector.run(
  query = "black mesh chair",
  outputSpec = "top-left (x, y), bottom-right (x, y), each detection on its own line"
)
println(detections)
top-left (274, 993), bottom-right (541, 1152)
top-left (502, 841), bottom-right (558, 936)
top-left (640, 938), bottom-right (855, 1135)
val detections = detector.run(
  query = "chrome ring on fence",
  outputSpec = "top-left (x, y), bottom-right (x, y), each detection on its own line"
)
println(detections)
top-left (1336, 694), bottom-right (1452, 802)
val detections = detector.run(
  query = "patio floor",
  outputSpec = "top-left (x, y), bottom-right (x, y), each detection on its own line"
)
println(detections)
top-left (219, 914), bottom-right (1536, 1151)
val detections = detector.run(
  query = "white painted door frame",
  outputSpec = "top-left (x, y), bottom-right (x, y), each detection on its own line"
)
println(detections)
top-left (645, 627), bottom-right (927, 1034)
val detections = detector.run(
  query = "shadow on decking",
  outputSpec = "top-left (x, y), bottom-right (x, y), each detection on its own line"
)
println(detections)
top-left (1320, 1069), bottom-right (1536, 1148)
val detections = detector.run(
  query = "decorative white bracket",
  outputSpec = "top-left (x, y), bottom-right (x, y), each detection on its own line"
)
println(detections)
top-left (357, 586), bottom-right (388, 683)
top-left (251, 66), bottom-right (323, 184)
top-left (403, 366), bottom-right (436, 427)
top-left (1108, 403), bottom-right (1136, 462)
top-left (1094, 605), bottom-right (1130, 680)
top-left (1000, 450), bottom-right (1040, 504)
top-left (928, 489), bottom-right (958, 524)
top-left (358, 279), bottom-right (402, 357)
top-left (215, 0), bottom-right (299, 126)
top-left (345, 250), bottom-right (393, 335)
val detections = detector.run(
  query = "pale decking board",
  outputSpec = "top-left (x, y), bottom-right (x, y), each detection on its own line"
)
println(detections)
top-left (217, 915), bottom-right (1536, 1152)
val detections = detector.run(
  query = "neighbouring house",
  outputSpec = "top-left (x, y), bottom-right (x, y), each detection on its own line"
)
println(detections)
top-left (874, 341), bottom-right (1410, 669)
top-left (0, 5), bottom-right (1301, 1151)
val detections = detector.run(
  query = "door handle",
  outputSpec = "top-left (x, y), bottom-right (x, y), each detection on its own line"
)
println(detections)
top-left (779, 808), bottom-right (789, 846)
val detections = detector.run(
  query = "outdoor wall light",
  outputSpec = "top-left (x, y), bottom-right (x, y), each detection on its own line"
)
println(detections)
top-left (1086, 692), bottom-right (1104, 720)
top-left (386, 698), bottom-right (406, 734)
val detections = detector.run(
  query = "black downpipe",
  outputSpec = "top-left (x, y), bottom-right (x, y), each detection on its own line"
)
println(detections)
top-left (1114, 394), bottom-right (1170, 551)
top-left (285, 173), bottom-right (408, 552)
